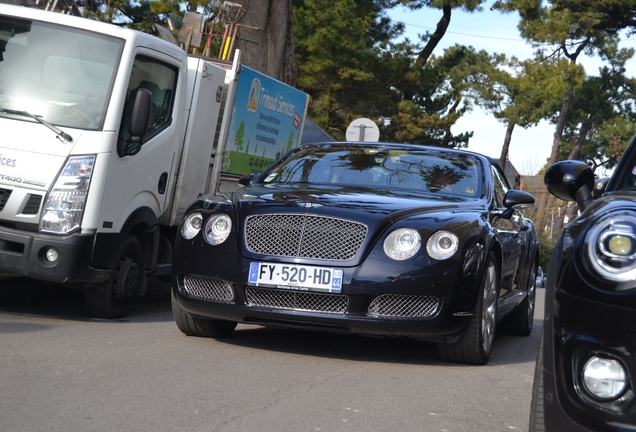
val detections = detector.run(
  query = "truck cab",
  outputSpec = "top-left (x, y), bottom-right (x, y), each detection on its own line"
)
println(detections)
top-left (0, 4), bottom-right (227, 318)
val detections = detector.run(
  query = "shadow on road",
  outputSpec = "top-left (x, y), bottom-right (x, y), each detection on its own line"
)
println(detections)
top-left (0, 277), bottom-right (173, 324)
top-left (211, 320), bottom-right (542, 367)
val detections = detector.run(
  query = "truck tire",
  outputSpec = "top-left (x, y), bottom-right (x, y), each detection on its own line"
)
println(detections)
top-left (85, 236), bottom-right (147, 319)
top-left (171, 289), bottom-right (237, 338)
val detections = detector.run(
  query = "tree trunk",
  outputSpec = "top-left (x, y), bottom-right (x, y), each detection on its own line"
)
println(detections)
top-left (232, 0), bottom-right (297, 86)
top-left (499, 122), bottom-right (515, 171)
top-left (415, 4), bottom-right (452, 67)
top-left (535, 72), bottom-right (576, 225)
top-left (567, 116), bottom-right (592, 161)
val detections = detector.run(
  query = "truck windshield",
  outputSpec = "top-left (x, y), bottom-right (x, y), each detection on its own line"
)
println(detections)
top-left (0, 14), bottom-right (123, 130)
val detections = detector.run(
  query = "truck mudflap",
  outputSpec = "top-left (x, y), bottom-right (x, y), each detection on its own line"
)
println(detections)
top-left (0, 226), bottom-right (109, 284)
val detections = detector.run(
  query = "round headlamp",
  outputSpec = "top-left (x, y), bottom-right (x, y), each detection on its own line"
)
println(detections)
top-left (586, 213), bottom-right (636, 282)
top-left (204, 214), bottom-right (232, 245)
top-left (426, 230), bottom-right (459, 260)
top-left (383, 228), bottom-right (421, 260)
top-left (582, 356), bottom-right (627, 400)
top-left (181, 212), bottom-right (203, 240)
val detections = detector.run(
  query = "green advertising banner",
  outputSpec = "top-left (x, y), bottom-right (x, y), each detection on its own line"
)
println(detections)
top-left (222, 66), bottom-right (309, 175)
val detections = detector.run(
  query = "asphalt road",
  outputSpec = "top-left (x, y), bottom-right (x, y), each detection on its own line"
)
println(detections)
top-left (0, 282), bottom-right (544, 432)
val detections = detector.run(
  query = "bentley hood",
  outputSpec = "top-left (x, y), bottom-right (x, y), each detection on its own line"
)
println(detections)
top-left (232, 184), bottom-right (485, 224)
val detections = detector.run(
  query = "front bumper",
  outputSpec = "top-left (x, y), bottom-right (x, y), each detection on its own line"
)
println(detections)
top-left (172, 247), bottom-right (485, 342)
top-left (542, 290), bottom-right (636, 431)
top-left (0, 225), bottom-right (108, 284)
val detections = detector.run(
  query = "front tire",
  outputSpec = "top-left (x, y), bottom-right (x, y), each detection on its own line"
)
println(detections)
top-left (84, 236), bottom-right (147, 319)
top-left (171, 289), bottom-right (237, 338)
top-left (437, 253), bottom-right (499, 365)
top-left (529, 329), bottom-right (545, 431)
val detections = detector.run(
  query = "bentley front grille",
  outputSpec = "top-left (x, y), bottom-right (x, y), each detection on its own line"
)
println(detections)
top-left (245, 287), bottom-right (349, 315)
top-left (368, 294), bottom-right (439, 319)
top-left (181, 274), bottom-right (235, 303)
top-left (244, 214), bottom-right (367, 261)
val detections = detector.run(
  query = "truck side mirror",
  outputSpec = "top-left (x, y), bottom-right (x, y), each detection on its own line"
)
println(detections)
top-left (544, 160), bottom-right (594, 210)
top-left (129, 88), bottom-right (152, 138)
top-left (117, 88), bottom-right (152, 157)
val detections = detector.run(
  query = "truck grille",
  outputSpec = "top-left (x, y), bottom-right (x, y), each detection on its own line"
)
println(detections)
top-left (180, 274), bottom-right (235, 303)
top-left (0, 188), bottom-right (12, 212)
top-left (244, 214), bottom-right (367, 261)
top-left (245, 287), bottom-right (349, 314)
top-left (368, 294), bottom-right (439, 319)
top-left (22, 194), bottom-right (42, 215)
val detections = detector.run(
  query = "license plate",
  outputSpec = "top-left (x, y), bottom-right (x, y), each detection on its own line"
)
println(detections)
top-left (248, 262), bottom-right (343, 293)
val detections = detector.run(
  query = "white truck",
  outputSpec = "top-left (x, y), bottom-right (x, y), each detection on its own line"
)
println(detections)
top-left (0, 4), bottom-right (300, 318)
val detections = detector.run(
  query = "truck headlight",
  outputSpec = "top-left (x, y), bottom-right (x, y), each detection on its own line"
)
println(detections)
top-left (203, 214), bottom-right (232, 245)
top-left (383, 228), bottom-right (421, 260)
top-left (40, 155), bottom-right (95, 235)
top-left (586, 213), bottom-right (636, 282)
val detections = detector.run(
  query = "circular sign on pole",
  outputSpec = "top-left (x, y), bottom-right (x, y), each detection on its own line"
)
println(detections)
top-left (346, 118), bottom-right (380, 142)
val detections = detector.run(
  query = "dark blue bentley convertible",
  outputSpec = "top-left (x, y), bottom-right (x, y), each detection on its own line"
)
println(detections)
top-left (171, 142), bottom-right (539, 365)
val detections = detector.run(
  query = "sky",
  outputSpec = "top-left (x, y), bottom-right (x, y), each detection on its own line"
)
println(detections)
top-left (387, 5), bottom-right (636, 175)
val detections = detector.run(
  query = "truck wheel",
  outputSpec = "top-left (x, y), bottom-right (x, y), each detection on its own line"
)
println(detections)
top-left (84, 236), bottom-right (147, 319)
top-left (171, 289), bottom-right (237, 338)
top-left (437, 253), bottom-right (499, 365)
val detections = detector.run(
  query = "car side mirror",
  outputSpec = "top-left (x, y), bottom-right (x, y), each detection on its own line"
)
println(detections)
top-left (502, 189), bottom-right (534, 218)
top-left (544, 160), bottom-right (594, 211)
top-left (592, 177), bottom-right (610, 199)
top-left (238, 172), bottom-right (258, 187)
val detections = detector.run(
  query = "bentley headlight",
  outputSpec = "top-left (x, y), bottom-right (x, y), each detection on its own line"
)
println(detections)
top-left (586, 213), bottom-right (636, 281)
top-left (204, 214), bottom-right (232, 245)
top-left (181, 212), bottom-right (203, 240)
top-left (40, 155), bottom-right (95, 234)
top-left (383, 228), bottom-right (421, 260)
top-left (426, 230), bottom-right (459, 260)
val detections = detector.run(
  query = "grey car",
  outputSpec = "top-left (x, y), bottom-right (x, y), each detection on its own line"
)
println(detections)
top-left (535, 266), bottom-right (546, 288)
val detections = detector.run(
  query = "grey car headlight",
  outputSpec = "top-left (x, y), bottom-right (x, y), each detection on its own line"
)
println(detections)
top-left (383, 228), bottom-right (421, 260)
top-left (204, 214), bottom-right (232, 245)
top-left (181, 212), bottom-right (203, 240)
top-left (586, 213), bottom-right (636, 282)
top-left (426, 230), bottom-right (459, 260)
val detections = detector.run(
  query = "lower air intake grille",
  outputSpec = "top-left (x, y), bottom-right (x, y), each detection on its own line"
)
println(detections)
top-left (0, 188), bottom-right (11, 212)
top-left (181, 274), bottom-right (234, 303)
top-left (368, 294), bottom-right (439, 319)
top-left (22, 194), bottom-right (42, 215)
top-left (245, 287), bottom-right (348, 315)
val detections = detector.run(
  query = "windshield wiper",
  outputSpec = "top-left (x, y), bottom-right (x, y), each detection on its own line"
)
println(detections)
top-left (0, 108), bottom-right (73, 143)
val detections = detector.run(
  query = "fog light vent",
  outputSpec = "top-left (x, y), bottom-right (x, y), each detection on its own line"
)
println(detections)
top-left (181, 274), bottom-right (234, 303)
